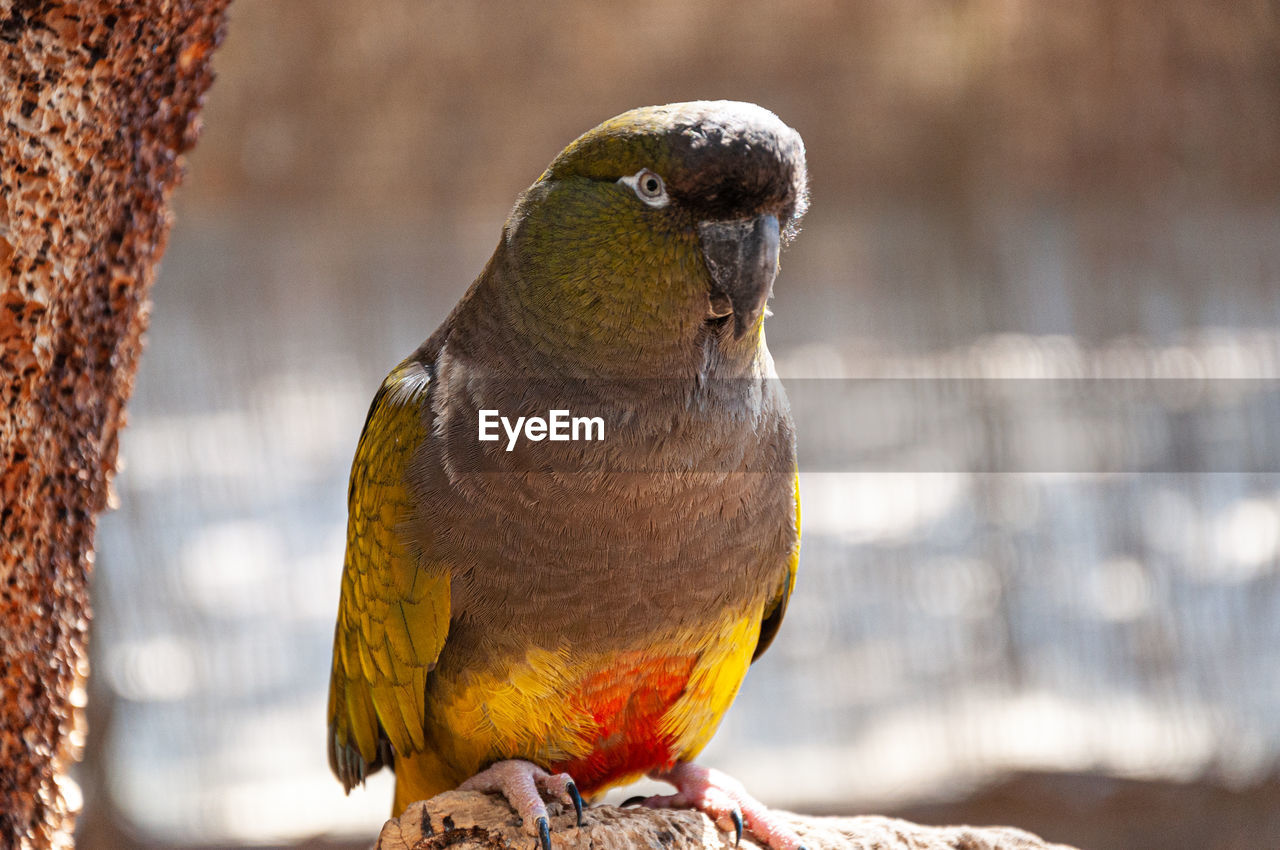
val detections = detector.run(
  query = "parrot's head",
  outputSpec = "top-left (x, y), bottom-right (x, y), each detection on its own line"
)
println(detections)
top-left (492, 100), bottom-right (808, 377)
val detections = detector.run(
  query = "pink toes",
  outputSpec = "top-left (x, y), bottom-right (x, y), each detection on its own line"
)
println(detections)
top-left (635, 763), bottom-right (806, 850)
top-left (459, 759), bottom-right (583, 850)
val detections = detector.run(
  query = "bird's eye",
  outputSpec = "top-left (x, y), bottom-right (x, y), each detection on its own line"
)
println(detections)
top-left (638, 171), bottom-right (663, 197)
top-left (619, 168), bottom-right (669, 208)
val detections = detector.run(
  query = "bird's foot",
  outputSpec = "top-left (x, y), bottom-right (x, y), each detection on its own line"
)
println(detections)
top-left (625, 763), bottom-right (805, 850)
top-left (459, 759), bottom-right (583, 850)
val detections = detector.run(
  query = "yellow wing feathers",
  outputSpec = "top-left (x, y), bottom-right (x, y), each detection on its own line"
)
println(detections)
top-left (328, 359), bottom-right (449, 791)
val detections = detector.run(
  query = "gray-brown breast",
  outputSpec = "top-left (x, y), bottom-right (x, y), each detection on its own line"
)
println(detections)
top-left (406, 336), bottom-right (797, 668)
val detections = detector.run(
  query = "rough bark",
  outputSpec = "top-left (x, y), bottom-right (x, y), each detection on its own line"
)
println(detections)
top-left (376, 792), bottom-right (1077, 850)
top-left (0, 1), bottom-right (228, 846)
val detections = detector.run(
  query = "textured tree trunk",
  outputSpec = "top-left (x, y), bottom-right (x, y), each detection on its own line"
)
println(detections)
top-left (378, 792), bottom-right (1077, 850)
top-left (0, 1), bottom-right (228, 846)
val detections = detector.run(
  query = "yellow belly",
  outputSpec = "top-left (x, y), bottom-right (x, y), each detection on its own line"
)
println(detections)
top-left (392, 613), bottom-right (761, 813)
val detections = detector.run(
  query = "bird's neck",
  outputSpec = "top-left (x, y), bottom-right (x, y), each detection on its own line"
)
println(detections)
top-left (450, 242), bottom-right (767, 384)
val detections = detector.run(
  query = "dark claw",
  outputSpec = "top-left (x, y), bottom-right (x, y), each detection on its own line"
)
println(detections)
top-left (730, 809), bottom-right (743, 848)
top-left (566, 780), bottom-right (584, 826)
top-left (620, 795), bottom-right (647, 808)
top-left (537, 816), bottom-right (551, 850)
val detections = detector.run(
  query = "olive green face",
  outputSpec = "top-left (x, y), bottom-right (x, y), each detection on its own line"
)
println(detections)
top-left (505, 170), bottom-right (706, 365)
top-left (501, 101), bottom-right (808, 374)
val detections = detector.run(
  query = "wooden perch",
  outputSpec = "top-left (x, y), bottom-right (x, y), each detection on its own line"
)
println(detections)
top-left (376, 791), bottom-right (1076, 850)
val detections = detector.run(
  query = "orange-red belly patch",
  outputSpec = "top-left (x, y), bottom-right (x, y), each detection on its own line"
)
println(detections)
top-left (551, 650), bottom-right (697, 794)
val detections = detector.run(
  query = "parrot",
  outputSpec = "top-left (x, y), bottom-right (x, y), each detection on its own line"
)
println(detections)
top-left (327, 100), bottom-right (808, 850)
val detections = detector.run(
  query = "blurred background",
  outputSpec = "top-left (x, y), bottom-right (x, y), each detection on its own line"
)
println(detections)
top-left (81, 2), bottom-right (1280, 848)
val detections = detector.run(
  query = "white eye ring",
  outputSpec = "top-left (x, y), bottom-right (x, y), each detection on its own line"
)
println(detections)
top-left (618, 168), bottom-right (669, 208)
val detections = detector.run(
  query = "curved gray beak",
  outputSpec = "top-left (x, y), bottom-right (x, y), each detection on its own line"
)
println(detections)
top-left (698, 213), bottom-right (781, 339)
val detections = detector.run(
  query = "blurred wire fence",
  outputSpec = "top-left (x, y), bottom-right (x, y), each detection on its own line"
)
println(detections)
top-left (78, 1), bottom-right (1280, 847)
